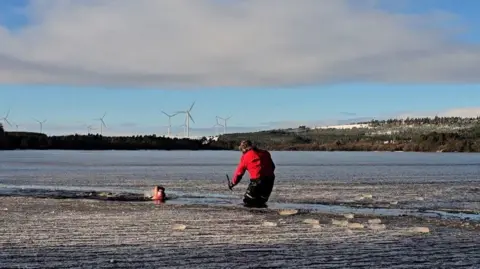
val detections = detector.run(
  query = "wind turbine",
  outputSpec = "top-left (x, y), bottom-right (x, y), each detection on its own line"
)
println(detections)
top-left (213, 117), bottom-right (224, 136)
top-left (87, 125), bottom-right (95, 134)
top-left (161, 111), bottom-right (178, 136)
top-left (33, 118), bottom-right (47, 133)
top-left (1, 110), bottom-right (12, 129)
top-left (180, 123), bottom-right (187, 137)
top-left (95, 113), bottom-right (107, 135)
top-left (216, 116), bottom-right (231, 134)
top-left (175, 102), bottom-right (195, 138)
top-left (14, 123), bottom-right (20, 131)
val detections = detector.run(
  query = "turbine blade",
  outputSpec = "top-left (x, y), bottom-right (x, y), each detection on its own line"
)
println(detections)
top-left (189, 101), bottom-right (195, 111)
top-left (161, 111), bottom-right (169, 117)
top-left (101, 120), bottom-right (107, 128)
top-left (5, 109), bottom-right (10, 118)
top-left (188, 113), bottom-right (195, 123)
top-left (102, 112), bottom-right (107, 118)
top-left (4, 118), bottom-right (12, 126)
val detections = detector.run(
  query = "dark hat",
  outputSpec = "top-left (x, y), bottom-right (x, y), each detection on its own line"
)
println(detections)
top-left (238, 140), bottom-right (254, 151)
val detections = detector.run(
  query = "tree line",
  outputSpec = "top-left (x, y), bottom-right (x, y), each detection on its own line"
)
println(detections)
top-left (2, 118), bottom-right (480, 152)
top-left (213, 122), bottom-right (480, 152)
top-left (0, 124), bottom-right (225, 151)
top-left (359, 116), bottom-right (480, 127)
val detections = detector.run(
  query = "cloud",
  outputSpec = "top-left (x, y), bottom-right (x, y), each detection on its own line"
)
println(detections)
top-left (263, 107), bottom-right (480, 128)
top-left (263, 116), bottom-right (376, 129)
top-left (339, 112), bottom-right (357, 116)
top-left (397, 107), bottom-right (480, 119)
top-left (0, 0), bottom-right (479, 88)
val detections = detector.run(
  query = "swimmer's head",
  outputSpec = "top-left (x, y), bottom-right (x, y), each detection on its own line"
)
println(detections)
top-left (153, 185), bottom-right (165, 192)
top-left (152, 185), bottom-right (166, 201)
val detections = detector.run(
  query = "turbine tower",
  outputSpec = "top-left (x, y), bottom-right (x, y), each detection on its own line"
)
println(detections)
top-left (95, 113), bottom-right (107, 135)
top-left (180, 121), bottom-right (187, 137)
top-left (175, 102), bottom-right (195, 138)
top-left (1, 110), bottom-right (12, 129)
top-left (213, 117), bottom-right (223, 136)
top-left (34, 118), bottom-right (47, 133)
top-left (161, 111), bottom-right (178, 136)
top-left (216, 116), bottom-right (231, 134)
top-left (87, 125), bottom-right (95, 134)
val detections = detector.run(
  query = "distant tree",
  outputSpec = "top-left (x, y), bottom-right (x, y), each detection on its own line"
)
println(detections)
top-left (0, 123), bottom-right (5, 149)
top-left (2, 117), bottom-right (480, 152)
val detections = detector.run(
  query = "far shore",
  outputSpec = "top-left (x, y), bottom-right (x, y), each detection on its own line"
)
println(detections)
top-left (3, 148), bottom-right (480, 153)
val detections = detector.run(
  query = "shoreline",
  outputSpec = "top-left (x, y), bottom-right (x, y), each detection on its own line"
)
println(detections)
top-left (3, 148), bottom-right (480, 153)
top-left (1, 196), bottom-right (479, 268)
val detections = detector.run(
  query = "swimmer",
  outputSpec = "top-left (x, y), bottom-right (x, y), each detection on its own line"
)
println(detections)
top-left (152, 185), bottom-right (166, 202)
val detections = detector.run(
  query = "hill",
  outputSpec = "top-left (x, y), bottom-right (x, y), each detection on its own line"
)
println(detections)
top-left (209, 116), bottom-right (480, 152)
top-left (2, 116), bottom-right (480, 152)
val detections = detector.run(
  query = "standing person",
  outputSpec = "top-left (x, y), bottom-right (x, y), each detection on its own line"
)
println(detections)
top-left (229, 140), bottom-right (276, 208)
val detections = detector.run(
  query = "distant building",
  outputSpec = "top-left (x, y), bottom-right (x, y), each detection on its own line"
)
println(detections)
top-left (313, 123), bottom-right (371, 130)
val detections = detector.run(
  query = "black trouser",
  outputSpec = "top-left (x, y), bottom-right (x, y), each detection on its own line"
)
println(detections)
top-left (243, 176), bottom-right (275, 207)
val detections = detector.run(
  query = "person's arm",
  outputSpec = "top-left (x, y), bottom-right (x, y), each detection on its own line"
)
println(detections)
top-left (232, 155), bottom-right (246, 185)
top-left (267, 151), bottom-right (275, 171)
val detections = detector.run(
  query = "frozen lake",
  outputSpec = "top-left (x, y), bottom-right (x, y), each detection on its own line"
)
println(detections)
top-left (1, 150), bottom-right (480, 186)
top-left (1, 151), bottom-right (479, 268)
top-left (1, 150), bottom-right (479, 212)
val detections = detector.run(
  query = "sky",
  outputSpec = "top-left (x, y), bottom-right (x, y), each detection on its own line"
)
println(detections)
top-left (1, 0), bottom-right (480, 136)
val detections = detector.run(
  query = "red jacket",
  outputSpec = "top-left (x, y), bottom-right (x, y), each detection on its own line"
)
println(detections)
top-left (232, 148), bottom-right (275, 185)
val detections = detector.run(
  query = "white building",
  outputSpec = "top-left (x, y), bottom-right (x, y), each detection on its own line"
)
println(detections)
top-left (313, 123), bottom-right (371, 130)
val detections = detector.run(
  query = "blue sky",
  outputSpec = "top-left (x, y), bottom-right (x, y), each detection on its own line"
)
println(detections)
top-left (2, 84), bottom-right (479, 136)
top-left (1, 1), bottom-right (480, 136)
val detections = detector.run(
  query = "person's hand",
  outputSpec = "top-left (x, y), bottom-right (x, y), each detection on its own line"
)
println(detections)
top-left (231, 175), bottom-right (242, 189)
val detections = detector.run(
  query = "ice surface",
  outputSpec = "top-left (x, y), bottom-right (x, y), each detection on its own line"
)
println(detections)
top-left (1, 197), bottom-right (479, 268)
